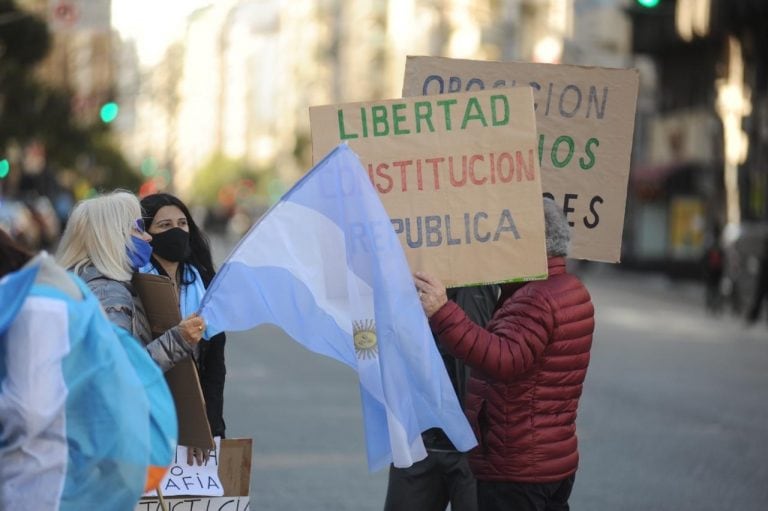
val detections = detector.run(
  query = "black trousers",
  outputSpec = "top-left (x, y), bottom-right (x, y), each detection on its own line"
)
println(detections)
top-left (477, 475), bottom-right (575, 511)
top-left (384, 451), bottom-right (478, 511)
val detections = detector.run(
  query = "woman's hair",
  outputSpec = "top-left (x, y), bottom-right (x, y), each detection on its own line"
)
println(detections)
top-left (0, 228), bottom-right (33, 278)
top-left (56, 190), bottom-right (141, 281)
top-left (140, 193), bottom-right (216, 286)
top-left (543, 197), bottom-right (570, 257)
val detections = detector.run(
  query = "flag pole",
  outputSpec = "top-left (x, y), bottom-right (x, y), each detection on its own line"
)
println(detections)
top-left (156, 485), bottom-right (169, 511)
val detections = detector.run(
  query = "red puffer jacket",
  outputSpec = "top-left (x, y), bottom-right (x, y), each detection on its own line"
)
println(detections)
top-left (429, 257), bottom-right (594, 483)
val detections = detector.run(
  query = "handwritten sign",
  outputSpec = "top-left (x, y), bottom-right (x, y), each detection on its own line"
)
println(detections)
top-left (311, 87), bottom-right (547, 286)
top-left (144, 437), bottom-right (224, 497)
top-left (402, 56), bottom-right (639, 263)
top-left (135, 497), bottom-right (249, 511)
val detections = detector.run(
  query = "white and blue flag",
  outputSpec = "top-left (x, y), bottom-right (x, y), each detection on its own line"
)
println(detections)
top-left (199, 144), bottom-right (476, 471)
top-left (0, 254), bottom-right (177, 511)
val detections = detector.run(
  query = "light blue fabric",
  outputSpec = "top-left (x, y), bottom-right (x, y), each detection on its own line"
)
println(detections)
top-left (140, 262), bottom-right (213, 340)
top-left (0, 264), bottom-right (39, 342)
top-left (127, 235), bottom-right (153, 269)
top-left (0, 256), bottom-right (177, 510)
top-left (110, 323), bottom-right (177, 484)
top-left (199, 144), bottom-right (477, 472)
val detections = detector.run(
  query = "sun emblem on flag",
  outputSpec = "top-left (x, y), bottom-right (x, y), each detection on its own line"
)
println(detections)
top-left (353, 319), bottom-right (378, 359)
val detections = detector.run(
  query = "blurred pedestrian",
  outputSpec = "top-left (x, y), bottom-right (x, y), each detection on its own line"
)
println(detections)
top-left (140, 192), bottom-right (228, 461)
top-left (1, 229), bottom-right (175, 510)
top-left (384, 285), bottom-right (499, 511)
top-left (414, 198), bottom-right (595, 511)
top-left (0, 228), bottom-right (32, 274)
top-left (703, 224), bottom-right (724, 314)
top-left (746, 236), bottom-right (768, 325)
top-left (56, 190), bottom-right (206, 372)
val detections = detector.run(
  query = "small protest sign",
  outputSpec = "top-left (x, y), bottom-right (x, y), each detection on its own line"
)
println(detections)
top-left (135, 497), bottom-right (249, 511)
top-left (136, 438), bottom-right (252, 511)
top-left (402, 56), bottom-right (639, 262)
top-left (310, 87), bottom-right (547, 287)
top-left (143, 437), bottom-right (224, 498)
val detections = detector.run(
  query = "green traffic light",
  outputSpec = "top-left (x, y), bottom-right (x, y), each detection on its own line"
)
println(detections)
top-left (636, 0), bottom-right (660, 7)
top-left (140, 157), bottom-right (158, 177)
top-left (100, 102), bottom-right (119, 123)
top-left (0, 159), bottom-right (9, 179)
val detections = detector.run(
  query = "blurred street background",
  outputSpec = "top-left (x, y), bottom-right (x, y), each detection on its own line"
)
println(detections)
top-left (2, 0), bottom-right (768, 306)
top-left (2, 0), bottom-right (768, 509)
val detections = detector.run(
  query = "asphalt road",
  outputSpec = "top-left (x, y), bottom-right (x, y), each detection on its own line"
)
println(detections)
top-left (572, 266), bottom-right (768, 510)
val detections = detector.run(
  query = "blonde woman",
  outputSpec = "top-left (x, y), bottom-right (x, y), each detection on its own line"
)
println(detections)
top-left (57, 190), bottom-right (205, 371)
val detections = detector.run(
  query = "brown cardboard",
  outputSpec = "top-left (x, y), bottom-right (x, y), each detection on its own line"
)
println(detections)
top-left (310, 87), bottom-right (548, 287)
top-left (131, 273), bottom-right (181, 337)
top-left (164, 359), bottom-right (214, 450)
top-left (402, 56), bottom-right (640, 263)
top-left (135, 438), bottom-right (252, 510)
top-left (218, 438), bottom-right (252, 496)
top-left (132, 273), bottom-right (214, 450)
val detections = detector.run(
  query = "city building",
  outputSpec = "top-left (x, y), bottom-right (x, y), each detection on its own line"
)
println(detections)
top-left (627, 0), bottom-right (768, 306)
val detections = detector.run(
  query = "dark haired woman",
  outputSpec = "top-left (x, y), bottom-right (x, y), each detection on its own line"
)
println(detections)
top-left (139, 193), bottom-right (227, 449)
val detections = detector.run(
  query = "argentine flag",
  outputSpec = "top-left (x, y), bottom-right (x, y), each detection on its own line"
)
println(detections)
top-left (0, 255), bottom-right (176, 510)
top-left (199, 144), bottom-right (477, 471)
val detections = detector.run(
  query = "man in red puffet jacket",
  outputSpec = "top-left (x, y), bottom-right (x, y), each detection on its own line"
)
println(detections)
top-left (414, 198), bottom-right (595, 511)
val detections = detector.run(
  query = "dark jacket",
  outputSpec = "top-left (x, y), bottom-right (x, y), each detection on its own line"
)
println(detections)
top-left (424, 284), bottom-right (499, 451)
top-left (199, 331), bottom-right (226, 438)
top-left (429, 257), bottom-right (594, 482)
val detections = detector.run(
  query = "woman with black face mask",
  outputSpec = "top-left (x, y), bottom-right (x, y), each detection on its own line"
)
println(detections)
top-left (56, 191), bottom-right (206, 372)
top-left (139, 193), bottom-right (228, 461)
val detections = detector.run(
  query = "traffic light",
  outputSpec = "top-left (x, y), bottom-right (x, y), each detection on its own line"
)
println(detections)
top-left (0, 159), bottom-right (9, 179)
top-left (636, 0), bottom-right (661, 7)
top-left (99, 102), bottom-right (119, 123)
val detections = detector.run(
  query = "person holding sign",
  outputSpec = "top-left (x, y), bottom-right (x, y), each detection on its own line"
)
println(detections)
top-left (56, 191), bottom-right (206, 371)
top-left (384, 285), bottom-right (499, 511)
top-left (414, 199), bottom-right (595, 511)
top-left (139, 193), bottom-right (228, 461)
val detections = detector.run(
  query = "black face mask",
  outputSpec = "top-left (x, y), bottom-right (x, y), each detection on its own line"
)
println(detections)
top-left (150, 228), bottom-right (191, 262)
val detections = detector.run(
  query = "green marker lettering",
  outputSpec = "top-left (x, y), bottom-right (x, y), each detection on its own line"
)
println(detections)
top-left (338, 109), bottom-right (358, 140)
top-left (392, 103), bottom-right (410, 135)
top-left (436, 99), bottom-right (458, 130)
top-left (461, 97), bottom-right (488, 129)
top-left (371, 105), bottom-right (389, 136)
top-left (491, 94), bottom-right (510, 126)
top-left (414, 101), bottom-right (434, 133)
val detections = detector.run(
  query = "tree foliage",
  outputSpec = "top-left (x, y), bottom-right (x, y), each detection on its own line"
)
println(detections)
top-left (0, 0), bottom-right (50, 67)
top-left (188, 153), bottom-right (266, 207)
top-left (0, 0), bottom-right (138, 192)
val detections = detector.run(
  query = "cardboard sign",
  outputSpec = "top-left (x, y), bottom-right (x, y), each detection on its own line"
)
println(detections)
top-left (132, 273), bottom-right (215, 451)
top-left (402, 56), bottom-right (639, 263)
top-left (135, 497), bottom-right (249, 511)
top-left (136, 438), bottom-right (252, 511)
top-left (144, 437), bottom-right (225, 497)
top-left (310, 88), bottom-right (547, 287)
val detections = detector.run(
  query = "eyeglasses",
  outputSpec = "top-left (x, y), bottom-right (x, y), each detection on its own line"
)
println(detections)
top-left (132, 218), bottom-right (146, 234)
